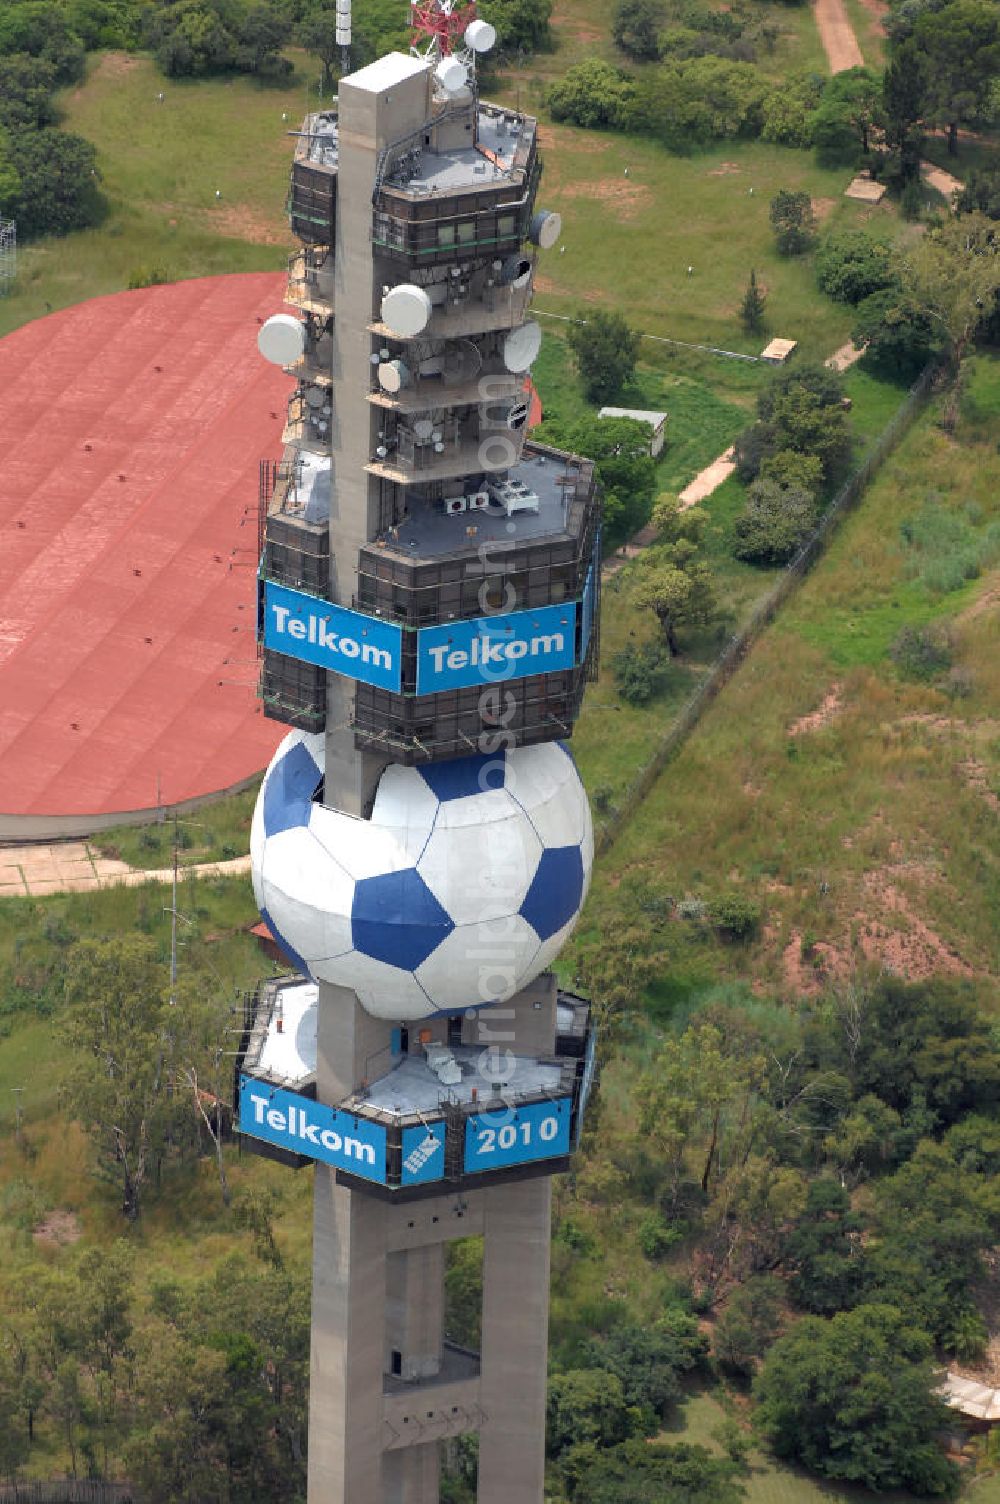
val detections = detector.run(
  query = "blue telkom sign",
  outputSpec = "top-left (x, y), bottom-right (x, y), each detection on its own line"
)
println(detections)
top-left (464, 1097), bottom-right (573, 1174)
top-left (239, 1076), bottom-right (387, 1183)
top-left (416, 602), bottom-right (577, 695)
top-left (263, 581), bottom-right (402, 692)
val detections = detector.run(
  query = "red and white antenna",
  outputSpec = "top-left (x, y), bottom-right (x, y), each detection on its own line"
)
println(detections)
top-left (410, 0), bottom-right (496, 91)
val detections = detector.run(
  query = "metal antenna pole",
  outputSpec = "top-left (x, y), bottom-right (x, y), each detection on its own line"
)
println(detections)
top-left (169, 815), bottom-right (178, 1007)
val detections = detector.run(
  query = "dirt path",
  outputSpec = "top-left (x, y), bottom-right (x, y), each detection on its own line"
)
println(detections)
top-left (0, 840), bottom-right (250, 897)
top-left (921, 160), bottom-right (965, 199)
top-left (814, 0), bottom-right (864, 72)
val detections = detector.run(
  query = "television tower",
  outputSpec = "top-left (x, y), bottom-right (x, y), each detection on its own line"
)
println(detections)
top-left (241, 8), bottom-right (601, 1500)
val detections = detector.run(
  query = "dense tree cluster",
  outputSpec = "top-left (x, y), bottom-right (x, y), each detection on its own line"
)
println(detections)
top-left (553, 975), bottom-right (1000, 1496)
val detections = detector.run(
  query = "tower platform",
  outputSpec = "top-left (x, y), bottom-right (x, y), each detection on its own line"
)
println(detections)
top-left (0, 274), bottom-right (289, 838)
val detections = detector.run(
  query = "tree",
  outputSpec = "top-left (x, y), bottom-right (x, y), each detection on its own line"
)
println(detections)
top-left (754, 1305), bottom-right (959, 1495)
top-left (815, 229), bottom-right (898, 304)
top-left (906, 212), bottom-right (1000, 427)
top-left (912, 0), bottom-right (1000, 156)
top-left (540, 414), bottom-right (657, 547)
top-left (547, 59), bottom-right (636, 129)
top-left (546, 1369), bottom-right (638, 1457)
top-left (713, 1275), bottom-right (782, 1376)
top-left (957, 164), bottom-right (1000, 220)
top-left (0, 55), bottom-right (58, 132)
top-left (0, 2), bottom-right (86, 83)
top-left (809, 67), bottom-right (883, 163)
top-left (782, 1178), bottom-right (866, 1314)
top-left (572, 1440), bottom-right (745, 1504)
top-left (736, 363), bottom-right (850, 482)
top-left (478, 0), bottom-right (553, 60)
top-left (299, 6), bottom-right (339, 89)
top-left (612, 0), bottom-right (665, 58)
top-left (633, 548), bottom-right (717, 656)
top-left (769, 189), bottom-right (816, 256)
top-left (733, 478), bottom-right (818, 565)
top-left (740, 269), bottom-right (766, 333)
top-left (758, 449), bottom-right (823, 494)
top-left (853, 286), bottom-right (942, 377)
top-left (6, 128), bottom-right (102, 239)
top-left (565, 309), bottom-right (642, 403)
top-left (882, 39), bottom-right (927, 184)
top-left (584, 1316), bottom-right (708, 1417)
top-left (61, 938), bottom-right (190, 1219)
top-left (636, 1022), bottom-right (767, 1201)
top-left (760, 72), bottom-right (824, 146)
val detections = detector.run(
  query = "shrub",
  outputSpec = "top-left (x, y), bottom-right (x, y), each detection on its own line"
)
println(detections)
top-left (816, 229), bottom-right (898, 304)
top-left (638, 1211), bottom-right (680, 1259)
top-left (548, 58), bottom-right (635, 128)
top-left (759, 449), bottom-right (823, 494)
top-left (614, 640), bottom-right (672, 704)
top-left (734, 478), bottom-right (818, 565)
top-left (769, 188), bottom-right (816, 255)
top-left (707, 891), bottom-right (761, 940)
top-left (889, 622), bottom-right (954, 680)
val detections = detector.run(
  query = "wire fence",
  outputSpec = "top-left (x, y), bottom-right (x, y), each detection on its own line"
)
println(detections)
top-left (0, 1485), bottom-right (137, 1504)
top-left (593, 359), bottom-right (941, 857)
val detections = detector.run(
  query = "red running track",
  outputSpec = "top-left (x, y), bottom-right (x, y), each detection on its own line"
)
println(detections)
top-left (0, 274), bottom-right (291, 838)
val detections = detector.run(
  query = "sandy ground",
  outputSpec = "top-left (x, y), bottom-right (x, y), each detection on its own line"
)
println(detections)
top-left (921, 160), bottom-right (965, 199)
top-left (814, 0), bottom-right (864, 71)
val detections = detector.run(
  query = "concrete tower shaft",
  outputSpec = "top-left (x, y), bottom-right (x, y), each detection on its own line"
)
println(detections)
top-left (246, 38), bottom-right (600, 1504)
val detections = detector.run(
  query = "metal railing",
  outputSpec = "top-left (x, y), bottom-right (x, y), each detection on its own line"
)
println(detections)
top-left (594, 360), bottom-right (942, 856)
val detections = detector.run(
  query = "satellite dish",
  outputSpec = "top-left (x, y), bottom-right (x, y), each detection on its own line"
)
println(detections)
top-left (464, 18), bottom-right (496, 51)
top-left (305, 386), bottom-right (325, 409)
top-left (499, 254), bottom-right (532, 289)
top-left (378, 359), bottom-right (411, 393)
top-left (435, 56), bottom-right (468, 93)
top-left (258, 314), bottom-right (305, 366)
top-left (529, 210), bottom-right (562, 250)
top-left (413, 418), bottom-right (435, 440)
top-left (502, 321), bottom-right (542, 373)
top-left (381, 284), bottom-right (433, 338)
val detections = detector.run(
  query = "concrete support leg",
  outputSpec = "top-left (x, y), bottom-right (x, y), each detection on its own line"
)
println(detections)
top-left (307, 1169), bottom-right (387, 1503)
top-left (383, 1443), bottom-right (441, 1504)
top-left (477, 1177), bottom-right (552, 1504)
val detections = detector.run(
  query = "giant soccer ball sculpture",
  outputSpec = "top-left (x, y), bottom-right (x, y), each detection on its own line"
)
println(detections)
top-left (251, 730), bottom-right (593, 1021)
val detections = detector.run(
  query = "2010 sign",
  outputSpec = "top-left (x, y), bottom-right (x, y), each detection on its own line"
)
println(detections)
top-left (463, 1097), bottom-right (572, 1174)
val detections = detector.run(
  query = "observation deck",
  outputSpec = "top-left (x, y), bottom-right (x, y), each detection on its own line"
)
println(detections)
top-left (372, 105), bottom-right (540, 266)
top-left (289, 112), bottom-right (338, 244)
top-left (235, 974), bottom-right (596, 1198)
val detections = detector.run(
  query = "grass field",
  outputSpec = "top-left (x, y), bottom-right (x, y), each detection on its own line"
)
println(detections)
top-left (570, 355), bottom-right (1000, 1000)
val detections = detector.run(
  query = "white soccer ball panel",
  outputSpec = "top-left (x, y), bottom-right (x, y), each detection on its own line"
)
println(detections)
top-left (417, 815), bottom-right (542, 927)
top-left (315, 948), bottom-right (435, 1021)
top-left (310, 804), bottom-right (414, 882)
top-left (415, 912), bottom-right (542, 1012)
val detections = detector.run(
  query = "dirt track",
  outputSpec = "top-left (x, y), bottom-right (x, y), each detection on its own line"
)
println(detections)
top-left (814, 0), bottom-right (865, 71)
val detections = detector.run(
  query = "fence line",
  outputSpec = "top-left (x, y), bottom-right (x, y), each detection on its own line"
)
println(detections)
top-left (594, 360), bottom-right (940, 856)
top-left (0, 1485), bottom-right (137, 1503)
top-left (533, 309), bottom-right (762, 363)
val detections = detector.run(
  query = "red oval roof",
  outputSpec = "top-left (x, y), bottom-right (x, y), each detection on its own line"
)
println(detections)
top-left (0, 273), bottom-right (291, 834)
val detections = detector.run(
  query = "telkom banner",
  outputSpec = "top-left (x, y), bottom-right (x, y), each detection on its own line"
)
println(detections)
top-left (238, 1076), bottom-right (446, 1188)
top-left (416, 602), bottom-right (577, 695)
top-left (263, 581), bottom-right (403, 692)
top-left (240, 1076), bottom-right (387, 1181)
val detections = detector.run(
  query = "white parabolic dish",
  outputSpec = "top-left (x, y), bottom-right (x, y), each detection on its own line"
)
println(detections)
top-left (503, 320), bottom-right (542, 373)
top-left (258, 313), bottom-right (306, 366)
top-left (464, 18), bottom-right (497, 51)
top-left (378, 359), bottom-right (410, 393)
top-left (435, 56), bottom-right (468, 93)
top-left (381, 284), bottom-right (433, 337)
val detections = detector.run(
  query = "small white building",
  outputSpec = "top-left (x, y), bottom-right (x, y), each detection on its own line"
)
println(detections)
top-left (597, 406), bottom-right (668, 457)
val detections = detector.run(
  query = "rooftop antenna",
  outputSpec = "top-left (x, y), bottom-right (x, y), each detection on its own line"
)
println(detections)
top-left (336, 0), bottom-right (351, 77)
top-left (410, 0), bottom-right (496, 93)
top-left (0, 219), bottom-right (15, 297)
